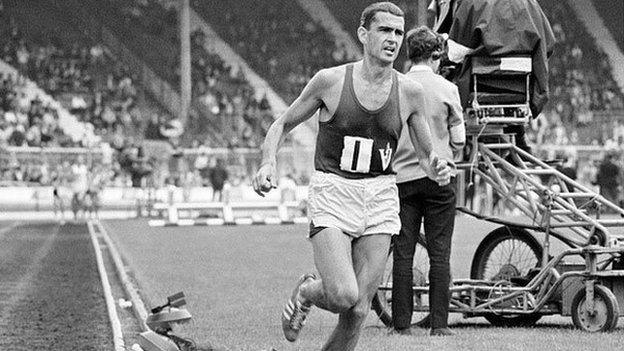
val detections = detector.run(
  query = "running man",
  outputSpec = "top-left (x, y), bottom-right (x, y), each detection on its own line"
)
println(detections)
top-left (252, 3), bottom-right (451, 350)
top-left (391, 26), bottom-right (465, 336)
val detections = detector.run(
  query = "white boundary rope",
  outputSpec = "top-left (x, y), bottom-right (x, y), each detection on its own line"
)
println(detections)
top-left (87, 220), bottom-right (125, 351)
top-left (96, 221), bottom-right (150, 332)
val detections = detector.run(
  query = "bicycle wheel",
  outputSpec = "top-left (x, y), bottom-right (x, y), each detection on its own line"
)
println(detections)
top-left (372, 234), bottom-right (431, 328)
top-left (470, 226), bottom-right (543, 327)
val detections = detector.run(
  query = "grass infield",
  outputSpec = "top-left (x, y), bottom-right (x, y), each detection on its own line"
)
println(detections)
top-left (103, 217), bottom-right (624, 351)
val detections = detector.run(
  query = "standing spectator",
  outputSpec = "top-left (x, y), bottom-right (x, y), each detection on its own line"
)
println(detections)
top-left (557, 154), bottom-right (578, 181)
top-left (70, 156), bottom-right (89, 220)
top-left (391, 26), bottom-right (465, 336)
top-left (130, 146), bottom-right (153, 188)
top-left (84, 164), bottom-right (104, 220)
top-left (594, 152), bottom-right (620, 210)
top-left (8, 124), bottom-right (26, 146)
top-left (209, 158), bottom-right (228, 202)
top-left (194, 148), bottom-right (210, 185)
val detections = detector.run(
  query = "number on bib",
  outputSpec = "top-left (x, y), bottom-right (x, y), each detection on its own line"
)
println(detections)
top-left (340, 136), bottom-right (373, 173)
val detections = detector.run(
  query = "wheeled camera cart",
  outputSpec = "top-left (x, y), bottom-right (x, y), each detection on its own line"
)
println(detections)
top-left (373, 56), bottom-right (624, 332)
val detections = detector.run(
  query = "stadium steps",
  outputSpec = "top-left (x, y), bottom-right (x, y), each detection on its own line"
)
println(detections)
top-left (187, 3), bottom-right (317, 147)
top-left (0, 60), bottom-right (98, 145)
top-left (50, 0), bottom-right (227, 146)
top-left (567, 0), bottom-right (624, 97)
top-left (591, 0), bottom-right (624, 53)
top-left (294, 0), bottom-right (361, 61)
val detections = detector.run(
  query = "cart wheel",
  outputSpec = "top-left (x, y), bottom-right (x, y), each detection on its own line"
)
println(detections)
top-left (372, 235), bottom-right (431, 328)
top-left (571, 284), bottom-right (619, 332)
top-left (471, 226), bottom-right (543, 327)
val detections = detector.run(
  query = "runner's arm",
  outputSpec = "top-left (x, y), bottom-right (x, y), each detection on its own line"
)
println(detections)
top-left (260, 72), bottom-right (327, 167)
top-left (253, 70), bottom-right (329, 196)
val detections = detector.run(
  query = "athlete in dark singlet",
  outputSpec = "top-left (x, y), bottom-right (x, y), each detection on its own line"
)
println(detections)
top-left (252, 3), bottom-right (451, 350)
top-left (314, 63), bottom-right (401, 179)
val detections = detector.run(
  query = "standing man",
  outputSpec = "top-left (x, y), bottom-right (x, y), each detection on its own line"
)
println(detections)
top-left (391, 26), bottom-right (465, 336)
top-left (594, 151), bottom-right (620, 211)
top-left (252, 3), bottom-right (450, 350)
top-left (209, 158), bottom-right (229, 202)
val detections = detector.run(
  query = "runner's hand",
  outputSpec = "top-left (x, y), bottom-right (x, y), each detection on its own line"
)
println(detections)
top-left (253, 163), bottom-right (277, 197)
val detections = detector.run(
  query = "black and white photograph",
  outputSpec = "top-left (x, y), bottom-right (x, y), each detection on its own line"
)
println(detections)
top-left (1, 0), bottom-right (624, 350)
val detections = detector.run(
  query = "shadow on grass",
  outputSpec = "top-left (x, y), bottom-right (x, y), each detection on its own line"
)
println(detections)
top-left (364, 320), bottom-right (585, 332)
top-left (447, 322), bottom-right (578, 331)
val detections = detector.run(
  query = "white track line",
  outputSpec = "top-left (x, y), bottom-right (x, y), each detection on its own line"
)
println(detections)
top-left (96, 220), bottom-right (150, 331)
top-left (87, 221), bottom-right (125, 351)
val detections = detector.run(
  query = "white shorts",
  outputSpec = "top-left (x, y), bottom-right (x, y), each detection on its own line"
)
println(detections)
top-left (307, 171), bottom-right (400, 238)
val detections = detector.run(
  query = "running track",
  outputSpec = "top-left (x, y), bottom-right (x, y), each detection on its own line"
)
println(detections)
top-left (0, 221), bottom-right (112, 350)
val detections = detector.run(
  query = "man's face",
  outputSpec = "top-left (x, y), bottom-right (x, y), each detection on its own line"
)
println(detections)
top-left (360, 12), bottom-right (405, 64)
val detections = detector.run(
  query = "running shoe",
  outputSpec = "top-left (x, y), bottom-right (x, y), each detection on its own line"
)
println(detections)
top-left (281, 273), bottom-right (315, 342)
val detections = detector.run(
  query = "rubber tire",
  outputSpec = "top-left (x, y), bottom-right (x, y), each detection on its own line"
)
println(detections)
top-left (470, 226), bottom-right (543, 327)
top-left (571, 284), bottom-right (619, 332)
top-left (372, 238), bottom-right (431, 328)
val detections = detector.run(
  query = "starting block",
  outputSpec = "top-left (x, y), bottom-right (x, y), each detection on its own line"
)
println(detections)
top-left (148, 201), bottom-right (307, 227)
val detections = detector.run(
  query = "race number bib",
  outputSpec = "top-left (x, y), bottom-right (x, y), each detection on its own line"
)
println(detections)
top-left (340, 136), bottom-right (373, 173)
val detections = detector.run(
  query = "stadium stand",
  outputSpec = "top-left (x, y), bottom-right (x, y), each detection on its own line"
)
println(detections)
top-left (533, 0), bottom-right (624, 146)
top-left (592, 0), bottom-right (624, 53)
top-left (192, 0), bottom-right (350, 104)
top-left (0, 0), bottom-right (171, 146)
top-left (1, 0), bottom-right (624, 219)
top-left (52, 0), bottom-right (211, 145)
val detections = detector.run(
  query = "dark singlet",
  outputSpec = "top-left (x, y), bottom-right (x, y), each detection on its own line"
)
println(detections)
top-left (314, 64), bottom-right (402, 179)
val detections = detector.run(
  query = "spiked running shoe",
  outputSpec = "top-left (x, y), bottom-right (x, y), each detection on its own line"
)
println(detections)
top-left (281, 273), bottom-right (316, 342)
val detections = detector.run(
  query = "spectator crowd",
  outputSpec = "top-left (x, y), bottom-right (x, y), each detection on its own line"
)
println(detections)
top-left (1, 0), bottom-right (624, 206)
top-left (528, 0), bottom-right (624, 147)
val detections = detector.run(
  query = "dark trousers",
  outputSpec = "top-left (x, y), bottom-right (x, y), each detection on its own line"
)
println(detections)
top-left (392, 177), bottom-right (456, 330)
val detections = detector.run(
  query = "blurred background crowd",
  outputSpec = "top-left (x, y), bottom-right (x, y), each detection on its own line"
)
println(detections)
top-left (0, 0), bottom-right (623, 215)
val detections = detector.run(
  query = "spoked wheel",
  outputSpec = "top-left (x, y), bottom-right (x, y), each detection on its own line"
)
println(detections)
top-left (372, 234), bottom-right (431, 328)
top-left (470, 226), bottom-right (543, 327)
top-left (572, 284), bottom-right (619, 332)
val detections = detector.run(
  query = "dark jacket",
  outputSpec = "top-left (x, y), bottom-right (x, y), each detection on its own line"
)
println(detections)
top-left (448, 0), bottom-right (555, 116)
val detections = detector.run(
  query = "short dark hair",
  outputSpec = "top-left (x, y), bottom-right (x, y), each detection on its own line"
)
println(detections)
top-left (406, 26), bottom-right (445, 63)
top-left (360, 2), bottom-right (404, 29)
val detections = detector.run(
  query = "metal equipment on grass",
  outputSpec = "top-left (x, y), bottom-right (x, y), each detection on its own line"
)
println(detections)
top-left (135, 292), bottom-right (212, 351)
top-left (373, 56), bottom-right (624, 332)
